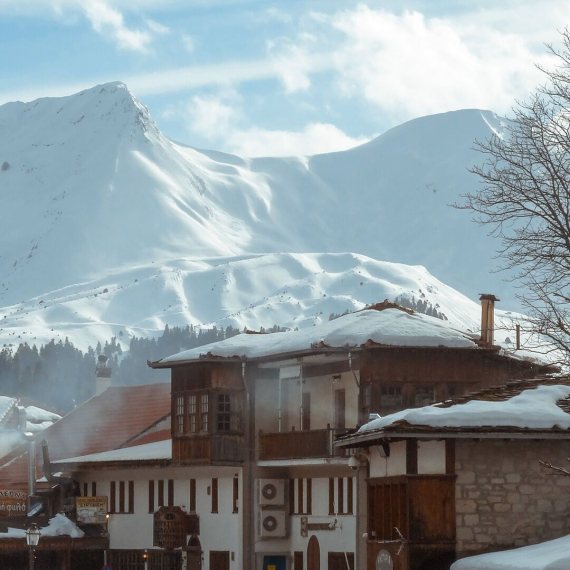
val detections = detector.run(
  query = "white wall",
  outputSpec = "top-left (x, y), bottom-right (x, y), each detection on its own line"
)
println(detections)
top-left (76, 465), bottom-right (242, 570)
top-left (369, 440), bottom-right (446, 478)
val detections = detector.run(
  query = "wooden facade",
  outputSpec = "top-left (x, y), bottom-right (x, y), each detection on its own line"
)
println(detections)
top-left (366, 475), bottom-right (456, 570)
top-left (258, 427), bottom-right (347, 460)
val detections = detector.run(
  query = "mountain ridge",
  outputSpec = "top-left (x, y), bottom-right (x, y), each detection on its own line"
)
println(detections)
top-left (0, 82), bottom-right (517, 351)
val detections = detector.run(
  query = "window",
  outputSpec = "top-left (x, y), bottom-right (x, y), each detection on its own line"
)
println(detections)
top-left (168, 479), bottom-right (174, 507)
top-left (189, 479), bottom-right (196, 513)
top-left (329, 478), bottom-right (354, 515)
top-left (380, 385), bottom-right (403, 415)
top-left (415, 386), bottom-right (436, 407)
top-left (110, 480), bottom-right (134, 514)
top-left (301, 392), bottom-right (311, 431)
top-left (149, 480), bottom-right (154, 513)
top-left (217, 394), bottom-right (231, 431)
top-left (290, 478), bottom-right (312, 515)
top-left (211, 478), bottom-right (218, 513)
top-left (188, 394), bottom-right (197, 433)
top-left (233, 477), bottom-right (239, 513)
top-left (176, 396), bottom-right (185, 434)
top-left (201, 394), bottom-right (209, 433)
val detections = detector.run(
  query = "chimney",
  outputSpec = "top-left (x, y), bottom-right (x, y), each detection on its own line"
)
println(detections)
top-left (479, 294), bottom-right (500, 346)
top-left (18, 406), bottom-right (27, 432)
top-left (95, 354), bottom-right (112, 395)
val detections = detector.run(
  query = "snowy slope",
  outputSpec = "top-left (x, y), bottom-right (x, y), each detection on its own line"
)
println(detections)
top-left (0, 252), bottom-right (530, 354)
top-left (0, 82), bottom-right (518, 351)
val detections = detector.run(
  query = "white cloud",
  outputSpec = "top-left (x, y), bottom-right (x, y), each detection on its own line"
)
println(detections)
top-left (183, 93), bottom-right (368, 157)
top-left (145, 19), bottom-right (170, 35)
top-left (264, 7), bottom-right (292, 23)
top-left (83, 0), bottom-right (153, 53)
top-left (182, 34), bottom-right (196, 53)
top-left (317, 5), bottom-right (558, 120)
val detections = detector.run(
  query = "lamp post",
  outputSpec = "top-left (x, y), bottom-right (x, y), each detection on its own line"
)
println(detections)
top-left (25, 523), bottom-right (41, 570)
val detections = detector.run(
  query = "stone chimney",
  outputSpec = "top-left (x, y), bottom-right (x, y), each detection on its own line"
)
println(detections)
top-left (95, 354), bottom-right (112, 396)
top-left (479, 294), bottom-right (500, 346)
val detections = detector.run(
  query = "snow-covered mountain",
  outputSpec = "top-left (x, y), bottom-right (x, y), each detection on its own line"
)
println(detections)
top-left (0, 82), bottom-right (515, 351)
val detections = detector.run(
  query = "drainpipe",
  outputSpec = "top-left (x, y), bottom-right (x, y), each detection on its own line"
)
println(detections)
top-left (28, 440), bottom-right (36, 500)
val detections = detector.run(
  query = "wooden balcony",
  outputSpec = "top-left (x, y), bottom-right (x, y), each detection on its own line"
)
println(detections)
top-left (172, 434), bottom-right (244, 465)
top-left (258, 426), bottom-right (349, 461)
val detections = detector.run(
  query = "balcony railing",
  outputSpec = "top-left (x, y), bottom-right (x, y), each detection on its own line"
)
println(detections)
top-left (172, 434), bottom-right (244, 465)
top-left (258, 426), bottom-right (349, 461)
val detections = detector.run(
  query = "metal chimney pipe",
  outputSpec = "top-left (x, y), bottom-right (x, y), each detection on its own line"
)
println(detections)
top-left (479, 294), bottom-right (500, 346)
top-left (28, 440), bottom-right (36, 498)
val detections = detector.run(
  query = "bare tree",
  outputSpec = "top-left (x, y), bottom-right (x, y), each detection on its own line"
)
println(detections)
top-left (458, 30), bottom-right (570, 360)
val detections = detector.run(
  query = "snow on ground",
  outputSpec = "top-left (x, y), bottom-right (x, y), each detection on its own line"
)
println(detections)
top-left (359, 385), bottom-right (570, 432)
top-left (160, 307), bottom-right (477, 364)
top-left (451, 534), bottom-right (570, 570)
top-left (52, 439), bottom-right (171, 464)
top-left (0, 513), bottom-right (84, 539)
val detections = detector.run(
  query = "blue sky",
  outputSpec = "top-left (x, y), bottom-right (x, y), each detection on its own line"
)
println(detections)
top-left (1, 0), bottom-right (569, 156)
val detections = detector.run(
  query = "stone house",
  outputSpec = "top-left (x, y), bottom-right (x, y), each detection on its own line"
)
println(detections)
top-left (336, 376), bottom-right (570, 570)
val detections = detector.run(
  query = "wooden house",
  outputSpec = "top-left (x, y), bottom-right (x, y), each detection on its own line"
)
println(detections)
top-left (147, 299), bottom-right (551, 570)
top-left (336, 377), bottom-right (570, 570)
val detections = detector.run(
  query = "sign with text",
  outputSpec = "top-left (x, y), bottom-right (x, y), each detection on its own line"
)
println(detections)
top-left (76, 496), bottom-right (108, 524)
top-left (0, 490), bottom-right (27, 516)
top-left (153, 506), bottom-right (187, 550)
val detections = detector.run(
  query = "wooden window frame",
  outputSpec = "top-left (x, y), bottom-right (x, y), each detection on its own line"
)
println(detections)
top-left (233, 476), bottom-right (239, 513)
top-left (110, 481), bottom-right (116, 514)
top-left (211, 478), bottom-right (218, 513)
top-left (128, 481), bottom-right (134, 514)
top-left (158, 480), bottom-right (164, 508)
top-left (190, 479), bottom-right (196, 513)
top-left (149, 480), bottom-right (154, 513)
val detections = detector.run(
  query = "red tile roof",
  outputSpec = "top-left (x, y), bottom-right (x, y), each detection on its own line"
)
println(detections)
top-left (0, 383), bottom-right (171, 489)
top-left (125, 429), bottom-right (171, 447)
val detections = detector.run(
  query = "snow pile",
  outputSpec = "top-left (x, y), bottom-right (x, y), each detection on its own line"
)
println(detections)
top-left (24, 406), bottom-right (61, 423)
top-left (0, 513), bottom-right (84, 539)
top-left (53, 439), bottom-right (172, 464)
top-left (451, 534), bottom-right (570, 570)
top-left (359, 385), bottom-right (570, 433)
top-left (160, 308), bottom-right (477, 364)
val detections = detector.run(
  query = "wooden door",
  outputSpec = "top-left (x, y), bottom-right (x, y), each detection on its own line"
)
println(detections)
top-left (335, 389), bottom-right (346, 431)
top-left (307, 535), bottom-right (320, 570)
top-left (328, 552), bottom-right (354, 570)
top-left (209, 551), bottom-right (230, 570)
top-left (187, 536), bottom-right (202, 570)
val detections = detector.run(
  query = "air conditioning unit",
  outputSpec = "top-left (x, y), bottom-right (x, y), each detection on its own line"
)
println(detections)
top-left (257, 479), bottom-right (285, 506)
top-left (258, 510), bottom-right (287, 538)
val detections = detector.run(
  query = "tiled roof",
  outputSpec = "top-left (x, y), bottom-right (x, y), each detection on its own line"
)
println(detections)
top-left (0, 383), bottom-right (171, 489)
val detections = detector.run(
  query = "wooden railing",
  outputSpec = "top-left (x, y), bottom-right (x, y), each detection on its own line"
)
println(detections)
top-left (258, 426), bottom-right (349, 460)
top-left (172, 434), bottom-right (244, 464)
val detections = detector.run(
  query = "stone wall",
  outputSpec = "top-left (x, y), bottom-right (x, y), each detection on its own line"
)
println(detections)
top-left (455, 439), bottom-right (570, 557)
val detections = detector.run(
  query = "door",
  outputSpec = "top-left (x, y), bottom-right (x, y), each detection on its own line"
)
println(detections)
top-left (328, 553), bottom-right (354, 570)
top-left (263, 555), bottom-right (287, 570)
top-left (187, 536), bottom-right (202, 570)
top-left (307, 535), bottom-right (320, 570)
top-left (209, 551), bottom-right (230, 570)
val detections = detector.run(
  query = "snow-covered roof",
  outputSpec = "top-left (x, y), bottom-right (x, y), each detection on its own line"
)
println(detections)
top-left (157, 308), bottom-right (478, 366)
top-left (451, 533), bottom-right (570, 570)
top-left (0, 397), bottom-right (16, 424)
top-left (356, 382), bottom-right (570, 436)
top-left (52, 439), bottom-right (172, 465)
top-left (0, 513), bottom-right (84, 539)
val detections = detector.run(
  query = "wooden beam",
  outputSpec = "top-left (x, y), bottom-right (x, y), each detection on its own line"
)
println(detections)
top-left (406, 439), bottom-right (418, 475)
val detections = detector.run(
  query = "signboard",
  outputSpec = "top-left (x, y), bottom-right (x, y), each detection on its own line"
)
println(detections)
top-left (154, 506), bottom-right (188, 550)
top-left (76, 496), bottom-right (108, 524)
top-left (375, 550), bottom-right (394, 570)
top-left (0, 490), bottom-right (27, 516)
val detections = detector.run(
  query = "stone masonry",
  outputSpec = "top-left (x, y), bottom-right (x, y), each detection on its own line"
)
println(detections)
top-left (455, 439), bottom-right (570, 557)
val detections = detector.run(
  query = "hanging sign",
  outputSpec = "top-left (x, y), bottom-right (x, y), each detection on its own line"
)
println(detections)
top-left (376, 549), bottom-right (394, 570)
top-left (153, 506), bottom-right (187, 550)
top-left (76, 496), bottom-right (108, 524)
top-left (0, 490), bottom-right (27, 516)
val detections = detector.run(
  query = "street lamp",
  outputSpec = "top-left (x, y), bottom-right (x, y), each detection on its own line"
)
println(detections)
top-left (25, 523), bottom-right (41, 570)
